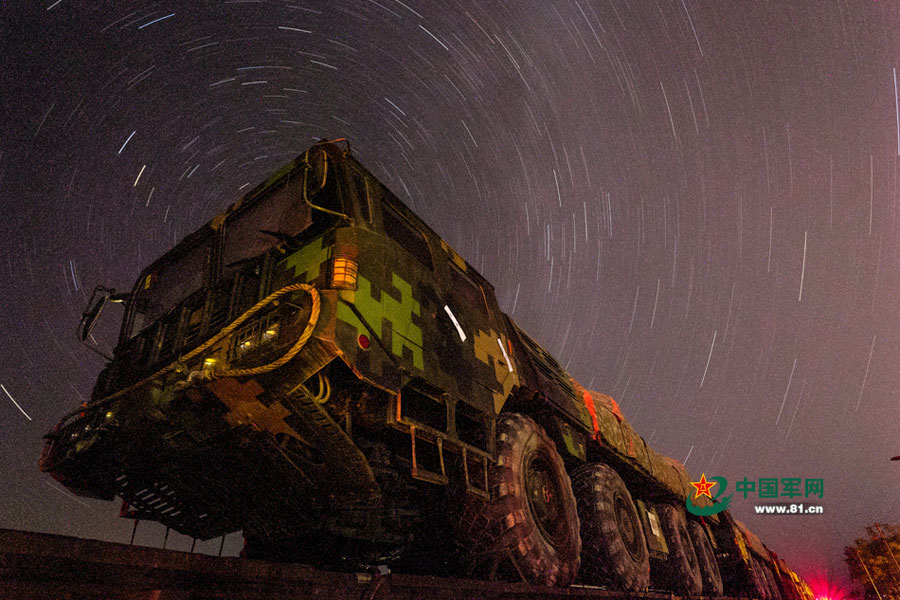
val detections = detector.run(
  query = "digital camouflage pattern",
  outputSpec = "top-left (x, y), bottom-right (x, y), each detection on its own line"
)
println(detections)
top-left (40, 140), bottom-right (745, 559)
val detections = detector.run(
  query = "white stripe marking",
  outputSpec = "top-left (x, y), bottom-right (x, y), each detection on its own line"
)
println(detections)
top-left (443, 305), bottom-right (466, 342)
top-left (497, 337), bottom-right (513, 373)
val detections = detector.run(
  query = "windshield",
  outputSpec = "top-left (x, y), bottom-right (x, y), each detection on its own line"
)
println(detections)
top-left (222, 152), bottom-right (343, 273)
top-left (124, 148), bottom-right (344, 341)
top-left (129, 238), bottom-right (210, 338)
top-left (222, 174), bottom-right (312, 270)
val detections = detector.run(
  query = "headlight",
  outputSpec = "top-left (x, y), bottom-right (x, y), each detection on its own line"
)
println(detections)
top-left (232, 316), bottom-right (280, 358)
top-left (262, 323), bottom-right (279, 341)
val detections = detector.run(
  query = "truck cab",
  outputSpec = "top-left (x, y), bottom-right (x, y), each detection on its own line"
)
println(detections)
top-left (39, 140), bottom-right (522, 545)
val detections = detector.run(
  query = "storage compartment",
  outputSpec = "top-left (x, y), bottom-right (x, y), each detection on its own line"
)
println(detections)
top-left (399, 384), bottom-right (447, 433)
top-left (455, 403), bottom-right (487, 451)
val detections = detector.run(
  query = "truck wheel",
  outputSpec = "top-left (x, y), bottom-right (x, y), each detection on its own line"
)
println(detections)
top-left (688, 519), bottom-right (723, 596)
top-left (458, 413), bottom-right (581, 586)
top-left (770, 567), bottom-right (785, 600)
top-left (760, 560), bottom-right (782, 600)
top-left (653, 504), bottom-right (703, 595)
top-left (571, 463), bottom-right (649, 590)
top-left (750, 557), bottom-right (771, 599)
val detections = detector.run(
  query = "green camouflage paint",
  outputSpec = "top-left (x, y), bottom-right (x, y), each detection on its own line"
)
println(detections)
top-left (337, 273), bottom-right (423, 370)
top-left (282, 236), bottom-right (330, 281)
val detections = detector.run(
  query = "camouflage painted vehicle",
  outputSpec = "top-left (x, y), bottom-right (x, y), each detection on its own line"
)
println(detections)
top-left (40, 139), bottom-right (805, 594)
top-left (770, 552), bottom-right (815, 600)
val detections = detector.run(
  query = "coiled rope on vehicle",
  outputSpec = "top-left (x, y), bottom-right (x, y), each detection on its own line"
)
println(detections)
top-left (62, 283), bottom-right (319, 420)
top-left (178, 282), bottom-right (320, 385)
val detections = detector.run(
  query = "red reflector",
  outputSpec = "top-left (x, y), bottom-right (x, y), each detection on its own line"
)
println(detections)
top-left (358, 334), bottom-right (370, 350)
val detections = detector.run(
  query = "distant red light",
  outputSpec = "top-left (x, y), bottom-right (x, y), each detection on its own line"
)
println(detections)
top-left (358, 334), bottom-right (370, 350)
top-left (809, 575), bottom-right (848, 600)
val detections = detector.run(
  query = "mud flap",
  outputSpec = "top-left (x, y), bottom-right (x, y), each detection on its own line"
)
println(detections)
top-left (636, 499), bottom-right (669, 557)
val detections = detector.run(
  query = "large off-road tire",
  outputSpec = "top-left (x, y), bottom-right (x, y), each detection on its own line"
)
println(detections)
top-left (749, 557), bottom-right (771, 599)
top-left (571, 463), bottom-right (649, 591)
top-left (770, 567), bottom-right (785, 600)
top-left (458, 413), bottom-right (581, 586)
top-left (653, 504), bottom-right (703, 595)
top-left (759, 560), bottom-right (782, 600)
top-left (687, 519), bottom-right (724, 596)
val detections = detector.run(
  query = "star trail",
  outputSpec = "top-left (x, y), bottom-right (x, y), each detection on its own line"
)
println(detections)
top-left (2, 0), bottom-right (900, 585)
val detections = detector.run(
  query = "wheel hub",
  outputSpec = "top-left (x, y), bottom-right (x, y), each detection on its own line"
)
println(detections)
top-left (614, 493), bottom-right (644, 562)
top-left (524, 451), bottom-right (568, 547)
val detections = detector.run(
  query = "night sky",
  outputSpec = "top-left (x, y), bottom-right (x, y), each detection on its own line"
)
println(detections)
top-left (2, 1), bottom-right (899, 589)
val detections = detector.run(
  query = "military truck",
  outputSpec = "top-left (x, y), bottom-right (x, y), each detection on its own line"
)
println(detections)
top-left (40, 139), bottom-right (805, 594)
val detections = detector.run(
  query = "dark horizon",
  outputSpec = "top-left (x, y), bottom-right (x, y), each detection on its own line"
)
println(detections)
top-left (3, 2), bottom-right (900, 592)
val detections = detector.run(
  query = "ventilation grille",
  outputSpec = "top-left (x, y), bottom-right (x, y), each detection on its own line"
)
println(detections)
top-left (115, 472), bottom-right (226, 540)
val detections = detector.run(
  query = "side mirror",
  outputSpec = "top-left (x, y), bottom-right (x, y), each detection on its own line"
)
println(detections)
top-left (303, 149), bottom-right (351, 223)
top-left (79, 295), bottom-right (108, 343)
top-left (78, 287), bottom-right (131, 350)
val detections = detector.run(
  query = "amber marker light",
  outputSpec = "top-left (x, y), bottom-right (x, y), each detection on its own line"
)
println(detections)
top-left (332, 257), bottom-right (358, 289)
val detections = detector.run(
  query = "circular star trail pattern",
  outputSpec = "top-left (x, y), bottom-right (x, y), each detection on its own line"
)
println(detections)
top-left (2, 1), bottom-right (899, 583)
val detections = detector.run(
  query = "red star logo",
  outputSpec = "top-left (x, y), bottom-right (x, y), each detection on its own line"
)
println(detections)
top-left (691, 473), bottom-right (716, 500)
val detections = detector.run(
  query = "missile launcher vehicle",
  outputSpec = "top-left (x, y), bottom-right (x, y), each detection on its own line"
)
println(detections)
top-left (41, 139), bottom-right (809, 595)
